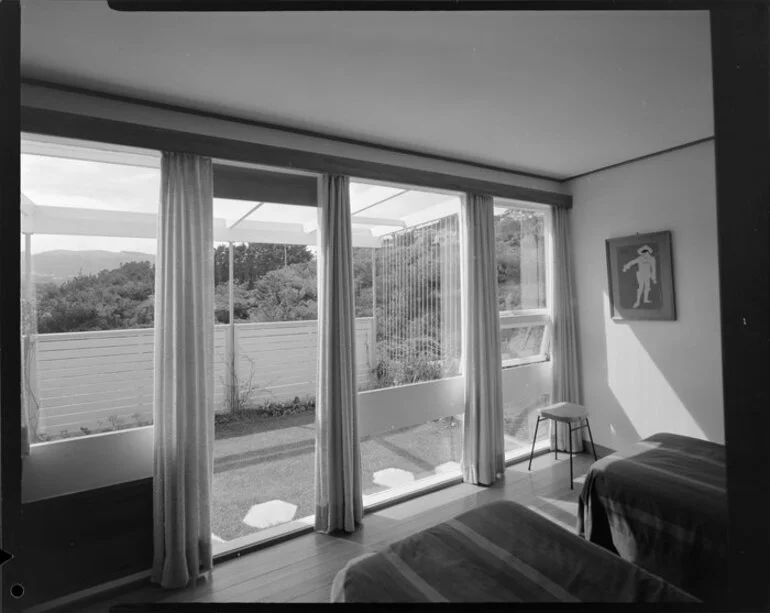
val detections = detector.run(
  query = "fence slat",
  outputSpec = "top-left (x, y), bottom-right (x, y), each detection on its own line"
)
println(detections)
top-left (34, 319), bottom-right (374, 436)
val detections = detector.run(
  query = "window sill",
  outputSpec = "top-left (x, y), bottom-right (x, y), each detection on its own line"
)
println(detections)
top-left (502, 356), bottom-right (550, 370)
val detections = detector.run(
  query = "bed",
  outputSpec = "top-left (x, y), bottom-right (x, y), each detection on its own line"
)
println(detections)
top-left (331, 499), bottom-right (698, 603)
top-left (578, 432), bottom-right (727, 602)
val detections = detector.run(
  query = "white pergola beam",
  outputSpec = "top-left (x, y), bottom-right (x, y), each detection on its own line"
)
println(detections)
top-left (21, 203), bottom-right (382, 248)
top-left (226, 202), bottom-right (263, 229)
top-left (351, 216), bottom-right (407, 228)
top-left (303, 216), bottom-right (405, 234)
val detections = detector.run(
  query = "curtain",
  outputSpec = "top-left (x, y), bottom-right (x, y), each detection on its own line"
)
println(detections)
top-left (314, 174), bottom-right (363, 533)
top-left (550, 206), bottom-right (584, 453)
top-left (152, 152), bottom-right (215, 589)
top-left (460, 193), bottom-right (505, 486)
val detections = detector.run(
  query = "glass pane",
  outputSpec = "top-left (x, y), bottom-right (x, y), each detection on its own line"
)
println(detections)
top-left (501, 324), bottom-right (546, 365)
top-left (212, 199), bottom-right (319, 549)
top-left (362, 416), bottom-right (463, 497)
top-left (503, 393), bottom-right (552, 455)
top-left (494, 203), bottom-right (552, 457)
top-left (353, 181), bottom-right (464, 503)
top-left (21, 143), bottom-right (159, 445)
top-left (495, 208), bottom-right (547, 311)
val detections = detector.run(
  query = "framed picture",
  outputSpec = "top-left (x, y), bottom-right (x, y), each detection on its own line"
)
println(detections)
top-left (606, 230), bottom-right (676, 321)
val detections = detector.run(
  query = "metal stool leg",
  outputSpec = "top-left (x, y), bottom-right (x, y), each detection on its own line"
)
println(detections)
top-left (554, 420), bottom-right (558, 460)
top-left (585, 417), bottom-right (598, 462)
top-left (528, 416), bottom-right (541, 471)
top-left (567, 421), bottom-right (573, 489)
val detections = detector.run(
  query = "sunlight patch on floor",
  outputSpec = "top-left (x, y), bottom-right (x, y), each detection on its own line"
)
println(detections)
top-left (538, 496), bottom-right (579, 514)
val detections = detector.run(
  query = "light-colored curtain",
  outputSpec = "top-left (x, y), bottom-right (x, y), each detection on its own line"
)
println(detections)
top-left (550, 206), bottom-right (584, 453)
top-left (460, 193), bottom-right (505, 486)
top-left (152, 152), bottom-right (215, 589)
top-left (314, 174), bottom-right (363, 533)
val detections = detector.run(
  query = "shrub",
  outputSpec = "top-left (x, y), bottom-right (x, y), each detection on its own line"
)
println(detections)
top-left (214, 395), bottom-right (315, 428)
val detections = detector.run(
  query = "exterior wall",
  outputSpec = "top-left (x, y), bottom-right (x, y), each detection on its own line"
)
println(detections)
top-left (569, 140), bottom-right (724, 449)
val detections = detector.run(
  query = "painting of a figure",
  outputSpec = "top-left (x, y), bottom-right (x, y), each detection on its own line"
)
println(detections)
top-left (606, 231), bottom-right (676, 321)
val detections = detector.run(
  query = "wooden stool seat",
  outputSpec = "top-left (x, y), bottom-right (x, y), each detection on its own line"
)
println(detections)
top-left (528, 401), bottom-right (597, 489)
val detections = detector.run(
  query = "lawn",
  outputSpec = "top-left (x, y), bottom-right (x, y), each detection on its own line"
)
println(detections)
top-left (211, 408), bottom-right (541, 542)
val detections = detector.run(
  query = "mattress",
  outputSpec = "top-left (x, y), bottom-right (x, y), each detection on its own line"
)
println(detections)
top-left (331, 499), bottom-right (698, 602)
top-left (578, 432), bottom-right (727, 602)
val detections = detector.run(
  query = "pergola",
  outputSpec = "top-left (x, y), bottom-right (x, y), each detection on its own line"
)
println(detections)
top-left (19, 181), bottom-right (459, 320)
top-left (19, 156), bottom-right (461, 421)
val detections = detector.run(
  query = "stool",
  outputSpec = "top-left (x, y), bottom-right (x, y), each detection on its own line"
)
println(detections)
top-left (527, 402), bottom-right (597, 489)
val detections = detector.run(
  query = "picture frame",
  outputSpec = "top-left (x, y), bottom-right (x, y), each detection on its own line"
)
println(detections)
top-left (605, 230), bottom-right (676, 321)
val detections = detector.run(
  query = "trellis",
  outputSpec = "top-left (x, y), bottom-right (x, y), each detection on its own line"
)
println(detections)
top-left (375, 214), bottom-right (461, 384)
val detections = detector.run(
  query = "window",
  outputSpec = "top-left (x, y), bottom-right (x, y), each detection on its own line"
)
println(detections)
top-left (494, 202), bottom-right (553, 457)
top-left (350, 180), bottom-right (465, 504)
top-left (495, 204), bottom-right (551, 367)
top-left (210, 195), bottom-right (321, 552)
top-left (20, 135), bottom-right (160, 445)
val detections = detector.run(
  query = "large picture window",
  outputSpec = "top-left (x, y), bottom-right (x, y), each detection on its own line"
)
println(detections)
top-left (19, 134), bottom-right (557, 550)
top-left (20, 135), bottom-right (161, 446)
top-left (350, 181), bottom-right (465, 504)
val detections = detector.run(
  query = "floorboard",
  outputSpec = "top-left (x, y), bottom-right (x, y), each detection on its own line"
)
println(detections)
top-left (45, 452), bottom-right (599, 611)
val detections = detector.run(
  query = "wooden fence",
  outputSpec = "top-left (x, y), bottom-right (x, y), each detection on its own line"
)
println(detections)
top-left (30, 318), bottom-right (375, 437)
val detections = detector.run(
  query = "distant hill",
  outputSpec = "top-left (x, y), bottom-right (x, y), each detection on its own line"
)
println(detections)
top-left (24, 250), bottom-right (156, 285)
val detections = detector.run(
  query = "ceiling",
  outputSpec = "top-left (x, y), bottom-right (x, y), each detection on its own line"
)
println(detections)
top-left (20, 4), bottom-right (714, 180)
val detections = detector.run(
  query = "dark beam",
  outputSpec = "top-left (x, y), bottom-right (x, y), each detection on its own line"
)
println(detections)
top-left (0, 1), bottom-right (23, 612)
top-left (22, 107), bottom-right (571, 208)
top-left (107, 0), bottom-right (753, 11)
top-left (711, 5), bottom-right (770, 609)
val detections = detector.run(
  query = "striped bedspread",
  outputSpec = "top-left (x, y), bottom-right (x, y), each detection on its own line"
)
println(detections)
top-left (578, 432), bottom-right (726, 602)
top-left (331, 500), bottom-right (697, 603)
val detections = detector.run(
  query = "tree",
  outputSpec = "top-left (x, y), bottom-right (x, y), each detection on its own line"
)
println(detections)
top-left (214, 243), bottom-right (313, 287)
top-left (250, 261), bottom-right (318, 322)
top-left (36, 261), bottom-right (155, 333)
top-left (214, 282), bottom-right (254, 324)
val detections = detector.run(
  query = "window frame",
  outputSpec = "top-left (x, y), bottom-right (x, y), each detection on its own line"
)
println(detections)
top-left (493, 200), bottom-right (553, 370)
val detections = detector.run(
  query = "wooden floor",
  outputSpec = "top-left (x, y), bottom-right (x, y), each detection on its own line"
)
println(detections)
top-left (49, 451), bottom-right (600, 611)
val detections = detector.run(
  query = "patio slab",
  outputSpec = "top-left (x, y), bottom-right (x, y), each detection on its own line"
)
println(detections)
top-left (434, 461), bottom-right (461, 474)
top-left (373, 467), bottom-right (416, 488)
top-left (243, 499), bottom-right (298, 529)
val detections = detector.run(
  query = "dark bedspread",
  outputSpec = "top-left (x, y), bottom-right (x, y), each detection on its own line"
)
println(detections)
top-left (578, 432), bottom-right (726, 602)
top-left (331, 499), bottom-right (698, 603)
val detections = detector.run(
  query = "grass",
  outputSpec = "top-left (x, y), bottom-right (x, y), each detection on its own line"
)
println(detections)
top-left (212, 418), bottom-right (464, 540)
top-left (211, 410), bottom-right (543, 541)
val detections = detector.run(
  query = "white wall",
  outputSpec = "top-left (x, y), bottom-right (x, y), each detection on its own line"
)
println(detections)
top-left (570, 140), bottom-right (724, 449)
